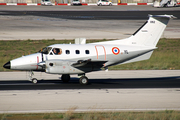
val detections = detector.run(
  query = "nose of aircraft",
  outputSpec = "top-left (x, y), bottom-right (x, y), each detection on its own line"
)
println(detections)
top-left (3, 61), bottom-right (11, 69)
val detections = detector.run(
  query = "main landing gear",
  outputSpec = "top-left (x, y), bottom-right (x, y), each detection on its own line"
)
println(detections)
top-left (29, 71), bottom-right (38, 84)
top-left (28, 72), bottom-right (89, 85)
top-left (61, 74), bottom-right (70, 83)
top-left (61, 74), bottom-right (89, 85)
top-left (79, 76), bottom-right (88, 85)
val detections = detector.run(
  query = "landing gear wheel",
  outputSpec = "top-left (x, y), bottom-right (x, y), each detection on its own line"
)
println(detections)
top-left (79, 76), bottom-right (88, 85)
top-left (61, 74), bottom-right (70, 83)
top-left (32, 78), bottom-right (38, 84)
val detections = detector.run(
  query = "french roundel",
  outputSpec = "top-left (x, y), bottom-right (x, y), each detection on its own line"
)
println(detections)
top-left (112, 47), bottom-right (120, 55)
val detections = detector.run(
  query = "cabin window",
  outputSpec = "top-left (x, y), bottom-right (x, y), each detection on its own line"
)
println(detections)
top-left (76, 50), bottom-right (80, 54)
top-left (66, 50), bottom-right (70, 54)
top-left (52, 48), bottom-right (62, 55)
top-left (85, 50), bottom-right (90, 54)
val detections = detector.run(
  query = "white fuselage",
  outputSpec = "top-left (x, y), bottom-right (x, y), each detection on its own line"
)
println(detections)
top-left (10, 43), bottom-right (155, 74)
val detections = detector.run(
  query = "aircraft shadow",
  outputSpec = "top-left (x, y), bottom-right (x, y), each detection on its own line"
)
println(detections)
top-left (0, 76), bottom-right (180, 90)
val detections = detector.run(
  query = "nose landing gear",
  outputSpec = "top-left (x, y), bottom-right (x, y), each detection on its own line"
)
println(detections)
top-left (29, 71), bottom-right (38, 84)
top-left (32, 78), bottom-right (38, 84)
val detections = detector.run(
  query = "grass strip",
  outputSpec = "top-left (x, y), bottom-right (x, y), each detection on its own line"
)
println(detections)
top-left (0, 38), bottom-right (179, 72)
top-left (0, 110), bottom-right (180, 120)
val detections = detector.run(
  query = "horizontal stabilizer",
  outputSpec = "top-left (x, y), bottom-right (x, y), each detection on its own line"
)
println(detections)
top-left (148, 14), bottom-right (176, 19)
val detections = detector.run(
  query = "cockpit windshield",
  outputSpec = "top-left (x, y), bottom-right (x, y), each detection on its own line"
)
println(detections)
top-left (38, 47), bottom-right (52, 54)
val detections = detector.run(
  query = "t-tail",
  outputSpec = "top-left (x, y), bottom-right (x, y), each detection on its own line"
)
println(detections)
top-left (121, 14), bottom-right (176, 64)
top-left (98, 14), bottom-right (176, 47)
top-left (125, 14), bottom-right (176, 47)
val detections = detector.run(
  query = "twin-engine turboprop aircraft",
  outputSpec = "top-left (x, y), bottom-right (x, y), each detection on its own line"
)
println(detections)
top-left (3, 14), bottom-right (175, 85)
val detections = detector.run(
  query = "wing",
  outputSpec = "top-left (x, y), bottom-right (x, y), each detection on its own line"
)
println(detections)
top-left (72, 59), bottom-right (107, 69)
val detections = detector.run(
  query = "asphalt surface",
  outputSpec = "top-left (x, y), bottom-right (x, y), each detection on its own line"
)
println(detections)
top-left (0, 5), bottom-right (180, 11)
top-left (0, 6), bottom-right (180, 40)
top-left (1, 10), bottom-right (180, 20)
top-left (0, 70), bottom-right (180, 90)
top-left (0, 6), bottom-right (180, 20)
top-left (0, 77), bottom-right (180, 90)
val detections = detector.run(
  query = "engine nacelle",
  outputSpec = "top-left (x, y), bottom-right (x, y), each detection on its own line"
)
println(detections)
top-left (45, 60), bottom-right (84, 74)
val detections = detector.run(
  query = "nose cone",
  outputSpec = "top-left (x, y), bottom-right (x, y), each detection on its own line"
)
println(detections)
top-left (3, 61), bottom-right (11, 69)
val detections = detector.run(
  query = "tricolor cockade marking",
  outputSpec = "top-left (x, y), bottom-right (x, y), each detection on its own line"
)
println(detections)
top-left (112, 47), bottom-right (120, 55)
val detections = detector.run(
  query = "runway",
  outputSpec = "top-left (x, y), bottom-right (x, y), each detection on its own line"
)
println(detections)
top-left (1, 89), bottom-right (180, 113)
top-left (0, 77), bottom-right (180, 90)
top-left (0, 6), bottom-right (180, 113)
top-left (0, 70), bottom-right (180, 89)
top-left (0, 70), bottom-right (180, 113)
top-left (0, 71), bottom-right (180, 90)
top-left (0, 5), bottom-right (180, 11)
top-left (1, 6), bottom-right (180, 20)
top-left (0, 6), bottom-right (180, 40)
top-left (1, 11), bottom-right (180, 20)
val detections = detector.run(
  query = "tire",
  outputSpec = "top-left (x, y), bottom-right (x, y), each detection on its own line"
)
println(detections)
top-left (163, 4), bottom-right (167, 7)
top-left (99, 3), bottom-right (102, 6)
top-left (61, 74), bottom-right (70, 83)
top-left (79, 76), bottom-right (88, 85)
top-left (109, 3), bottom-right (112, 6)
top-left (32, 78), bottom-right (38, 84)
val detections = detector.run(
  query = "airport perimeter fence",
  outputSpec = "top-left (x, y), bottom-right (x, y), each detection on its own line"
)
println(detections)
top-left (0, 0), bottom-right (155, 4)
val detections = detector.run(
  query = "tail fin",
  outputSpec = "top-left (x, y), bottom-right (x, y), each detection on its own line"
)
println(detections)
top-left (125, 14), bottom-right (176, 47)
top-left (95, 15), bottom-right (176, 46)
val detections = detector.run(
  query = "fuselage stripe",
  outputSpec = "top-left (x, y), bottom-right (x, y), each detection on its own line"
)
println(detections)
top-left (36, 56), bottom-right (39, 70)
top-left (95, 45), bottom-right (106, 60)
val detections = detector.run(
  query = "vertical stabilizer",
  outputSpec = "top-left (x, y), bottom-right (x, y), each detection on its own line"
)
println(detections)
top-left (93, 15), bottom-right (175, 47)
top-left (127, 15), bottom-right (176, 47)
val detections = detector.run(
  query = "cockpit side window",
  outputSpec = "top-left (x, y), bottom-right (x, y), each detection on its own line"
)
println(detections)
top-left (39, 47), bottom-right (52, 54)
top-left (52, 48), bottom-right (62, 55)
